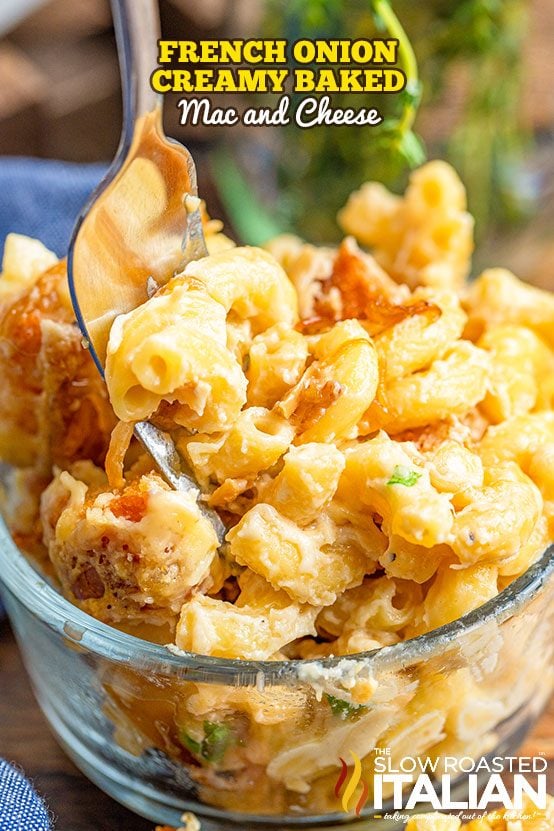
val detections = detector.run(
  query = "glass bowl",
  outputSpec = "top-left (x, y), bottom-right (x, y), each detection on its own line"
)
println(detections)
top-left (1, 509), bottom-right (553, 830)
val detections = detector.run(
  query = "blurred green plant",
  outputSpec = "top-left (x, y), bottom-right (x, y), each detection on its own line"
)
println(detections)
top-left (264, 0), bottom-right (428, 240)
top-left (218, 1), bottom-right (530, 243)
top-left (398, 0), bottom-right (530, 233)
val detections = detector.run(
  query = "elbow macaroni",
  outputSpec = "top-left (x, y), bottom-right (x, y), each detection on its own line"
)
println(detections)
top-left (105, 282), bottom-right (248, 430)
top-left (258, 442), bottom-right (345, 525)
top-left (181, 407), bottom-right (295, 486)
top-left (227, 506), bottom-right (373, 606)
top-left (338, 160), bottom-right (474, 290)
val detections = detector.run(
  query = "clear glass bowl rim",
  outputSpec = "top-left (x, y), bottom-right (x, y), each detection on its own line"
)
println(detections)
top-left (1, 512), bottom-right (553, 685)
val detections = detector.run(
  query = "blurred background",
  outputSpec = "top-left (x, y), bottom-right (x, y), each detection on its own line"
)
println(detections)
top-left (0, 0), bottom-right (553, 283)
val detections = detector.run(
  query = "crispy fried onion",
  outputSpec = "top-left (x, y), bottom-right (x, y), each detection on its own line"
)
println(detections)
top-left (277, 360), bottom-right (344, 433)
top-left (105, 420), bottom-right (135, 489)
top-left (298, 239), bottom-right (441, 336)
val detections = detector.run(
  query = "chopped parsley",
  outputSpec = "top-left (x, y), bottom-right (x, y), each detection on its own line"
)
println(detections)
top-left (387, 465), bottom-right (422, 487)
top-left (180, 720), bottom-right (234, 763)
top-left (180, 732), bottom-right (202, 757)
top-left (325, 694), bottom-right (366, 720)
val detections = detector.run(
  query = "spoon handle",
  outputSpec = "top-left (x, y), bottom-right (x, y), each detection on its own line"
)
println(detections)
top-left (111, 0), bottom-right (161, 127)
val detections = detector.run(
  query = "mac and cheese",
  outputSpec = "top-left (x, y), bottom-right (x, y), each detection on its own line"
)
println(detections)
top-left (1, 162), bottom-right (553, 820)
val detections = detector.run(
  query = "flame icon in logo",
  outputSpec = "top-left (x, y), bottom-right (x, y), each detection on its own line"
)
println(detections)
top-left (334, 752), bottom-right (369, 816)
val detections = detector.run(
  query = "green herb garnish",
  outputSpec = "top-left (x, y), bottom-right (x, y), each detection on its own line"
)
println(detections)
top-left (180, 731), bottom-right (202, 757)
top-left (326, 694), bottom-right (366, 720)
top-left (387, 465), bottom-right (422, 487)
top-left (180, 721), bottom-right (234, 764)
top-left (202, 721), bottom-right (234, 763)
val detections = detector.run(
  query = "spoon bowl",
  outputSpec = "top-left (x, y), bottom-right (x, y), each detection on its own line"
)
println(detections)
top-left (70, 108), bottom-right (207, 371)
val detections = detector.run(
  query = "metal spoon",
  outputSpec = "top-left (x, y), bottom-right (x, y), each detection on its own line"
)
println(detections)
top-left (68, 0), bottom-right (225, 541)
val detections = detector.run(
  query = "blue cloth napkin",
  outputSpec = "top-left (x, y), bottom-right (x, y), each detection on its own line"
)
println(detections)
top-left (0, 157), bottom-right (107, 830)
top-left (0, 761), bottom-right (51, 831)
top-left (0, 157), bottom-right (107, 261)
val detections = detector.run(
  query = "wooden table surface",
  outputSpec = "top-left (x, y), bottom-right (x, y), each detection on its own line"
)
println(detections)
top-left (1, 618), bottom-right (553, 831)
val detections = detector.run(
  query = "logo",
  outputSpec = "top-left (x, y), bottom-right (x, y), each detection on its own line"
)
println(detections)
top-left (335, 752), bottom-right (370, 816)
top-left (333, 751), bottom-right (549, 816)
